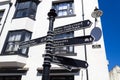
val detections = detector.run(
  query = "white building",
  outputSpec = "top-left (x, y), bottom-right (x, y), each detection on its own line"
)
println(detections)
top-left (0, 0), bottom-right (109, 80)
top-left (109, 65), bottom-right (120, 80)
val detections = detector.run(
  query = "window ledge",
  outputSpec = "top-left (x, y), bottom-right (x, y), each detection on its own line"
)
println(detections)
top-left (54, 52), bottom-right (77, 56)
top-left (0, 53), bottom-right (28, 58)
top-left (13, 16), bottom-right (36, 21)
top-left (56, 14), bottom-right (76, 19)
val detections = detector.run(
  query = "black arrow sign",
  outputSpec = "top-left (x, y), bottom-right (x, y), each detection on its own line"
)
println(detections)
top-left (19, 35), bottom-right (94, 48)
top-left (52, 55), bottom-right (88, 68)
top-left (54, 35), bottom-right (94, 47)
top-left (54, 20), bottom-right (92, 35)
top-left (19, 36), bottom-right (46, 48)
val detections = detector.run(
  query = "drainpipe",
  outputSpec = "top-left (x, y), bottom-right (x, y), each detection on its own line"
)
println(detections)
top-left (81, 0), bottom-right (89, 80)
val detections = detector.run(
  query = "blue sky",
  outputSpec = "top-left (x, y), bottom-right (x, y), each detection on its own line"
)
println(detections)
top-left (99, 0), bottom-right (120, 70)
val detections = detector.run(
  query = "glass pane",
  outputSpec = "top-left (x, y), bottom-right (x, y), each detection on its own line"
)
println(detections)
top-left (0, 10), bottom-right (4, 18)
top-left (69, 46), bottom-right (73, 52)
top-left (31, 2), bottom-right (37, 10)
top-left (8, 32), bottom-right (22, 41)
top-left (62, 3), bottom-right (68, 9)
top-left (17, 1), bottom-right (30, 9)
top-left (68, 8), bottom-right (73, 15)
top-left (29, 10), bottom-right (36, 19)
top-left (14, 34), bottom-right (21, 41)
top-left (53, 1), bottom-right (73, 16)
top-left (16, 9), bottom-right (28, 17)
top-left (24, 33), bottom-right (31, 41)
top-left (5, 42), bottom-right (14, 52)
top-left (54, 32), bottom-right (74, 54)
top-left (21, 48), bottom-right (27, 54)
top-left (62, 10), bottom-right (67, 16)
top-left (24, 1), bottom-right (31, 8)
top-left (58, 11), bottom-right (63, 16)
top-left (8, 35), bottom-right (15, 41)
top-left (13, 43), bottom-right (19, 51)
top-left (58, 4), bottom-right (63, 10)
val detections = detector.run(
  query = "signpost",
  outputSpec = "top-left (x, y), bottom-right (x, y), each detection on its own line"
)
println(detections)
top-left (54, 35), bottom-right (94, 47)
top-left (52, 55), bottom-right (88, 68)
top-left (18, 10), bottom-right (93, 79)
top-left (19, 35), bottom-right (94, 48)
top-left (54, 20), bottom-right (92, 35)
top-left (19, 19), bottom-right (93, 49)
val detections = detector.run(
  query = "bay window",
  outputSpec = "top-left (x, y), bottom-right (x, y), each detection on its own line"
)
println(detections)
top-left (14, 0), bottom-right (39, 19)
top-left (2, 30), bottom-right (32, 56)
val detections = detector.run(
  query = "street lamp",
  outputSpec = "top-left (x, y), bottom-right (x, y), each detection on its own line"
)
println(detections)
top-left (91, 7), bottom-right (103, 41)
top-left (91, 7), bottom-right (103, 19)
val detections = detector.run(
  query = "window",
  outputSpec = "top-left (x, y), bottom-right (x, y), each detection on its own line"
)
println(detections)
top-left (0, 75), bottom-right (21, 80)
top-left (50, 75), bottom-right (74, 80)
top-left (2, 30), bottom-right (32, 56)
top-left (54, 32), bottom-right (74, 55)
top-left (14, 0), bottom-right (39, 19)
top-left (0, 10), bottom-right (5, 22)
top-left (52, 1), bottom-right (74, 17)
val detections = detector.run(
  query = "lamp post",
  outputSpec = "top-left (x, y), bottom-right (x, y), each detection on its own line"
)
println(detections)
top-left (90, 7), bottom-right (103, 42)
top-left (91, 7), bottom-right (103, 20)
top-left (42, 9), bottom-right (57, 80)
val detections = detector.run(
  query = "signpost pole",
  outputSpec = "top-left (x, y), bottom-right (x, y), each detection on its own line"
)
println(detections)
top-left (42, 9), bottom-right (57, 80)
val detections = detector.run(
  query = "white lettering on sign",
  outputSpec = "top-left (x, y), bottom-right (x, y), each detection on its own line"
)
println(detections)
top-left (54, 20), bottom-right (92, 34)
top-left (54, 40), bottom-right (68, 46)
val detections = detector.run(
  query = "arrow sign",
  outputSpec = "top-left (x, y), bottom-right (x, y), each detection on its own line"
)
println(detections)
top-left (19, 36), bottom-right (46, 48)
top-left (54, 35), bottom-right (94, 47)
top-left (54, 20), bottom-right (92, 35)
top-left (52, 55), bottom-right (88, 68)
top-left (19, 35), bottom-right (94, 48)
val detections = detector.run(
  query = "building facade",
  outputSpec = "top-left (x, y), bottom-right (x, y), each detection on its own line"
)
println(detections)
top-left (0, 0), bottom-right (109, 80)
top-left (109, 65), bottom-right (120, 80)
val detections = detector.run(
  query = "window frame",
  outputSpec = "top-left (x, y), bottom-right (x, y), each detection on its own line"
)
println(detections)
top-left (1, 30), bottom-right (32, 56)
top-left (52, 0), bottom-right (75, 17)
top-left (14, 0), bottom-right (39, 19)
top-left (0, 75), bottom-right (21, 80)
top-left (50, 75), bottom-right (74, 80)
top-left (54, 32), bottom-right (76, 56)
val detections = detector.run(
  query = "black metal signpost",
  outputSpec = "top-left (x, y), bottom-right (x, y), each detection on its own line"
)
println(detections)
top-left (18, 9), bottom-right (94, 80)
top-left (42, 9), bottom-right (57, 80)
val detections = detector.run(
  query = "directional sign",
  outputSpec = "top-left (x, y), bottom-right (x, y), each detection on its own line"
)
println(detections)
top-left (19, 35), bottom-right (94, 48)
top-left (54, 35), bottom-right (94, 47)
top-left (19, 36), bottom-right (46, 48)
top-left (54, 20), bottom-right (92, 35)
top-left (52, 55), bottom-right (88, 68)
